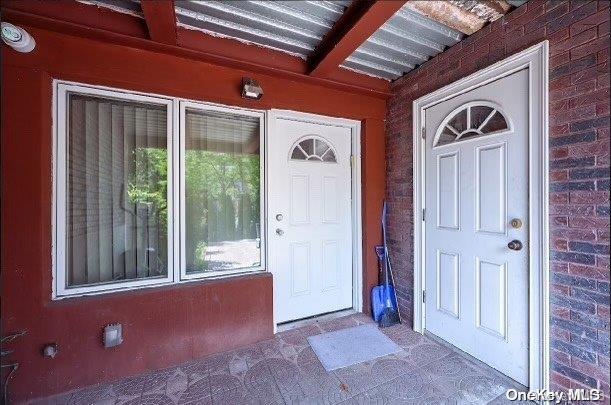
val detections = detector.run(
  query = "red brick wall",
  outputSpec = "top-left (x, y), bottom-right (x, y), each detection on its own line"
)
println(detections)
top-left (386, 0), bottom-right (609, 396)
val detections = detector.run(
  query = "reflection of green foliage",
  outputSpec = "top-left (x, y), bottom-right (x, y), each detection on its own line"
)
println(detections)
top-left (185, 150), bottom-right (260, 239)
top-left (185, 150), bottom-right (260, 270)
top-left (125, 146), bottom-right (261, 271)
top-left (127, 148), bottom-right (168, 227)
top-left (194, 241), bottom-right (208, 270)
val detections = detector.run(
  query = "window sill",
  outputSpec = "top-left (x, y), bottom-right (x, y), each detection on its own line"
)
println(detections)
top-left (52, 270), bottom-right (270, 302)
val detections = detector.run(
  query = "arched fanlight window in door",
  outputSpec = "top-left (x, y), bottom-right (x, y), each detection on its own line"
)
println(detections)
top-left (290, 136), bottom-right (337, 163)
top-left (434, 101), bottom-right (512, 147)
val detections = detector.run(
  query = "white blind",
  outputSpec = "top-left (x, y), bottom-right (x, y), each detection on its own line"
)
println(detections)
top-left (67, 94), bottom-right (168, 287)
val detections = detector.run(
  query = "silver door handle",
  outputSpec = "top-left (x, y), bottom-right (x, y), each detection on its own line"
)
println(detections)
top-left (276, 228), bottom-right (284, 236)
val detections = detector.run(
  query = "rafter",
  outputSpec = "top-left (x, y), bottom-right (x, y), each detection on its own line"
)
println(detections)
top-left (308, 0), bottom-right (408, 78)
top-left (140, 0), bottom-right (176, 45)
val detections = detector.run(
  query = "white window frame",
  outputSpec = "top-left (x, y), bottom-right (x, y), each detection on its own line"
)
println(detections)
top-left (179, 101), bottom-right (266, 280)
top-left (53, 81), bottom-right (267, 299)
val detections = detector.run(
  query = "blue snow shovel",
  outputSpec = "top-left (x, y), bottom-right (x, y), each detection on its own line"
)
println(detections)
top-left (371, 202), bottom-right (401, 327)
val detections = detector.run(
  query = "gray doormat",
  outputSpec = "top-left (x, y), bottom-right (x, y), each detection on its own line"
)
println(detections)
top-left (307, 324), bottom-right (402, 371)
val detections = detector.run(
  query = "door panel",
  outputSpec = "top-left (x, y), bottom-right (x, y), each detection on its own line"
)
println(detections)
top-left (437, 250), bottom-right (459, 318)
top-left (425, 69), bottom-right (529, 385)
top-left (437, 152), bottom-right (460, 229)
top-left (290, 242), bottom-right (311, 295)
top-left (476, 143), bottom-right (506, 234)
top-left (269, 117), bottom-right (353, 324)
top-left (290, 175), bottom-right (310, 225)
top-left (476, 259), bottom-right (507, 338)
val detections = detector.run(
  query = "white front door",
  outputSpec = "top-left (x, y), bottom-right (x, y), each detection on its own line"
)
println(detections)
top-left (268, 115), bottom-right (353, 324)
top-left (424, 69), bottom-right (529, 384)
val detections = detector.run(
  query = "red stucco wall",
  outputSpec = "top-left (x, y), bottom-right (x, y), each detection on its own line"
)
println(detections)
top-left (1, 25), bottom-right (387, 402)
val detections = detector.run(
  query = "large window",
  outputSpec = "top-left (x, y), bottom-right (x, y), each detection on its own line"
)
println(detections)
top-left (54, 83), bottom-right (264, 298)
top-left (181, 106), bottom-right (263, 278)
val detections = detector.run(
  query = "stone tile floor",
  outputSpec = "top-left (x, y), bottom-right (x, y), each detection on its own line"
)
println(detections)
top-left (36, 313), bottom-right (525, 404)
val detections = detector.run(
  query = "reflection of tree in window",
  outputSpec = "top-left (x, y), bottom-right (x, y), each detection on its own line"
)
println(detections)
top-left (184, 110), bottom-right (262, 274)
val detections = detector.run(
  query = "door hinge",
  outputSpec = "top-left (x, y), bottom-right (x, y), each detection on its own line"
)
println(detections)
top-left (350, 155), bottom-right (354, 168)
top-left (422, 208), bottom-right (425, 221)
top-left (421, 126), bottom-right (426, 139)
top-left (422, 291), bottom-right (426, 303)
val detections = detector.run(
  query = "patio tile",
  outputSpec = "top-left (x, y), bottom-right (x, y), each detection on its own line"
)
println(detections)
top-left (254, 338), bottom-right (285, 359)
top-left (164, 370), bottom-right (190, 401)
top-left (405, 341), bottom-right (453, 367)
top-left (113, 369), bottom-right (173, 397)
top-left (208, 373), bottom-right (244, 396)
top-left (487, 392), bottom-right (533, 404)
top-left (210, 377), bottom-right (284, 405)
top-left (340, 389), bottom-right (388, 405)
top-left (122, 394), bottom-right (175, 405)
top-left (350, 312), bottom-right (375, 325)
top-left (437, 373), bottom-right (510, 404)
top-left (298, 323), bottom-right (325, 337)
top-left (265, 356), bottom-right (302, 383)
top-left (381, 325), bottom-right (425, 348)
top-left (43, 385), bottom-right (116, 405)
top-left (178, 376), bottom-right (212, 404)
top-left (319, 316), bottom-right (360, 332)
top-left (373, 370), bottom-right (454, 404)
top-left (333, 360), bottom-right (384, 396)
top-left (369, 355), bottom-right (417, 382)
top-left (420, 353), bottom-right (483, 381)
top-left (276, 328), bottom-right (308, 346)
top-left (33, 314), bottom-right (528, 405)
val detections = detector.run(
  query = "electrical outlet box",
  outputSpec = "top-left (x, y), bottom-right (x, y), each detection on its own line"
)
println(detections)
top-left (103, 324), bottom-right (123, 348)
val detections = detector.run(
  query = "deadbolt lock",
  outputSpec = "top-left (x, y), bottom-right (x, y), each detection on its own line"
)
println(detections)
top-left (510, 218), bottom-right (523, 229)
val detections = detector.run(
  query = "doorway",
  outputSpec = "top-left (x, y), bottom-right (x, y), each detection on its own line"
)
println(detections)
top-left (412, 42), bottom-right (550, 390)
top-left (267, 111), bottom-right (362, 325)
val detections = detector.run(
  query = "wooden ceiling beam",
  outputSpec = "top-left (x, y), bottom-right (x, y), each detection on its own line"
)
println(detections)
top-left (308, 0), bottom-right (408, 78)
top-left (140, 0), bottom-right (177, 45)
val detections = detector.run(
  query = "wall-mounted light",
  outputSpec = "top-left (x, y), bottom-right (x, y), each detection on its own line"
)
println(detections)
top-left (1, 22), bottom-right (36, 53)
top-left (241, 78), bottom-right (263, 100)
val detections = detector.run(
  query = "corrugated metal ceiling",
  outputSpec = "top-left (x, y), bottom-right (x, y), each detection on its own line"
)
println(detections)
top-left (342, 5), bottom-right (464, 80)
top-left (77, 0), bottom-right (527, 82)
top-left (174, 1), bottom-right (351, 58)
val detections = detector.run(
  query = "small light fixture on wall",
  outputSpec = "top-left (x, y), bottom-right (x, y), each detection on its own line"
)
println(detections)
top-left (1, 22), bottom-right (36, 53)
top-left (241, 78), bottom-right (263, 100)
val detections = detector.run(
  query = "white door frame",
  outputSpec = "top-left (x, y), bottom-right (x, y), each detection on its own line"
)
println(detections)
top-left (267, 109), bottom-right (363, 330)
top-left (412, 41), bottom-right (549, 391)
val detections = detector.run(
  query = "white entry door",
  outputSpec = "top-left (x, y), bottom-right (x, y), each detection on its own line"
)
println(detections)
top-left (424, 69), bottom-right (529, 384)
top-left (268, 115), bottom-right (353, 324)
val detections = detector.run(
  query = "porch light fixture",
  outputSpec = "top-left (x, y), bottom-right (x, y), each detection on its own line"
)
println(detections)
top-left (1, 22), bottom-right (36, 53)
top-left (241, 77), bottom-right (263, 100)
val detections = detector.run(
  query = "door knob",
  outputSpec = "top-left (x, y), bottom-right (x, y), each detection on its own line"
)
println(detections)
top-left (276, 228), bottom-right (284, 236)
top-left (507, 240), bottom-right (523, 251)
